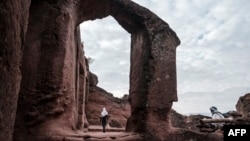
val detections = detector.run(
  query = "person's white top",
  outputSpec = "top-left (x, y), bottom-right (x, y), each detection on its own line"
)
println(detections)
top-left (212, 111), bottom-right (224, 119)
top-left (101, 107), bottom-right (108, 117)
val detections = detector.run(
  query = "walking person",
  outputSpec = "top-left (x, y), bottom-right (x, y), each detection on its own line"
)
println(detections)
top-left (100, 107), bottom-right (108, 133)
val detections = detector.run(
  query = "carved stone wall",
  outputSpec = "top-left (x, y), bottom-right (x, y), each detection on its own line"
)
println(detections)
top-left (14, 1), bottom-right (88, 140)
top-left (0, 0), bottom-right (31, 141)
top-left (79, 2), bottom-right (179, 140)
top-left (1, 0), bottom-right (181, 140)
top-left (77, 2), bottom-right (180, 139)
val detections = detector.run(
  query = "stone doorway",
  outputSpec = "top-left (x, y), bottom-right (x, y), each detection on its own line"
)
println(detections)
top-left (80, 16), bottom-right (131, 130)
top-left (78, 0), bottom-right (180, 134)
top-left (13, 0), bottom-right (180, 140)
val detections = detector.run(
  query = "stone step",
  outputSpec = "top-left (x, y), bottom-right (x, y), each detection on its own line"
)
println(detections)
top-left (32, 132), bottom-right (143, 141)
top-left (81, 132), bottom-right (143, 141)
top-left (88, 125), bottom-right (125, 132)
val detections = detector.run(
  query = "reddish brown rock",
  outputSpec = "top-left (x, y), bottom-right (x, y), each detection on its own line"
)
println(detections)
top-left (89, 71), bottom-right (98, 87)
top-left (14, 1), bottom-right (88, 140)
top-left (86, 86), bottom-right (130, 128)
top-left (0, 0), bottom-right (229, 140)
top-left (86, 80), bottom-right (224, 140)
top-left (86, 72), bottom-right (130, 128)
top-left (77, 0), bottom-right (181, 139)
top-left (171, 110), bottom-right (210, 132)
top-left (0, 0), bottom-right (30, 141)
top-left (236, 93), bottom-right (250, 118)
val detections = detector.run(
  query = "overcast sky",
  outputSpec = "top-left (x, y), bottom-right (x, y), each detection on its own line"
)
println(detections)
top-left (80, 0), bottom-right (250, 115)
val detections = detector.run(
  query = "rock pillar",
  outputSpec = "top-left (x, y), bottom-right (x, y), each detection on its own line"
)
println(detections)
top-left (110, 1), bottom-right (180, 139)
top-left (14, 1), bottom-right (88, 140)
top-left (0, 0), bottom-right (30, 140)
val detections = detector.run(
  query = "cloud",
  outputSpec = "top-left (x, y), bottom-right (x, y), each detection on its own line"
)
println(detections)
top-left (173, 86), bottom-right (248, 115)
top-left (80, 0), bottom-right (250, 114)
top-left (80, 17), bottom-right (130, 97)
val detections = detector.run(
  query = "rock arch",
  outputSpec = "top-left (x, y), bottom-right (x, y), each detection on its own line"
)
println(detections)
top-left (13, 0), bottom-right (180, 140)
top-left (77, 0), bottom-right (180, 136)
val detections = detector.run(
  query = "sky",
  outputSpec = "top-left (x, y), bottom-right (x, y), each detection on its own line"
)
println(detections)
top-left (80, 0), bottom-right (250, 115)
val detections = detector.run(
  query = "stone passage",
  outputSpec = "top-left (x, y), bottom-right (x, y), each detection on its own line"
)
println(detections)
top-left (1, 0), bottom-right (181, 141)
top-left (78, 2), bottom-right (180, 140)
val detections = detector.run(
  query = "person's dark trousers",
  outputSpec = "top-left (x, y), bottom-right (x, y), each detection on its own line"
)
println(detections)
top-left (101, 115), bottom-right (107, 133)
top-left (102, 124), bottom-right (106, 133)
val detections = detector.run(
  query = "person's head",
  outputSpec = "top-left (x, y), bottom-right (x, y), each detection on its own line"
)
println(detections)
top-left (103, 107), bottom-right (106, 111)
top-left (210, 106), bottom-right (217, 113)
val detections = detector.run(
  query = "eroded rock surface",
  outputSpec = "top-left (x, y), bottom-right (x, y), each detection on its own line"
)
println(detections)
top-left (0, 0), bottom-right (30, 140)
top-left (86, 86), bottom-right (130, 128)
top-left (1, 0), bottom-right (235, 141)
top-left (236, 93), bottom-right (250, 118)
top-left (86, 72), bottom-right (130, 128)
top-left (14, 1), bottom-right (89, 140)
